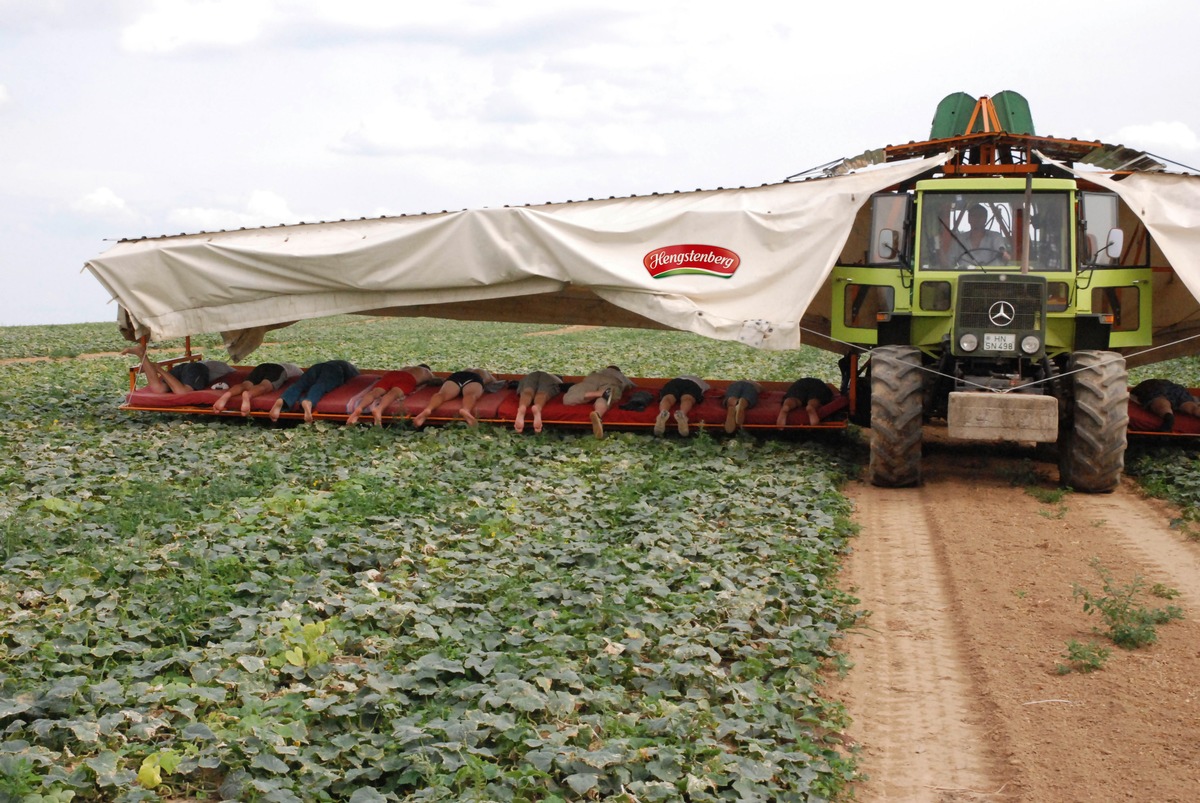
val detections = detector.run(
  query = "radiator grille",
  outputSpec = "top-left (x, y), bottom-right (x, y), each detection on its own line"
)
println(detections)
top-left (958, 279), bottom-right (1043, 330)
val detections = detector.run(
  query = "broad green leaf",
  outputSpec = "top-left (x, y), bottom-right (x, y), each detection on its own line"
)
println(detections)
top-left (250, 753), bottom-right (291, 773)
top-left (347, 790), bottom-right (387, 803)
top-left (564, 772), bottom-right (599, 794)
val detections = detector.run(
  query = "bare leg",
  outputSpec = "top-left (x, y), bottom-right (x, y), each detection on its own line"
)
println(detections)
top-left (241, 379), bottom-right (276, 415)
top-left (213, 381), bottom-right (250, 413)
top-left (459, 383), bottom-right (484, 426)
top-left (806, 398), bottom-right (822, 425)
top-left (346, 388), bottom-right (383, 426)
top-left (654, 394), bottom-right (677, 436)
top-left (735, 397), bottom-right (748, 429)
top-left (414, 382), bottom-right (460, 427)
top-left (373, 388), bottom-right (404, 427)
top-left (777, 398), bottom-right (799, 429)
top-left (514, 388), bottom-right (534, 432)
top-left (532, 390), bottom-right (550, 433)
top-left (675, 394), bottom-right (697, 435)
top-left (805, 398), bottom-right (826, 426)
top-left (213, 379), bottom-right (270, 414)
top-left (580, 394), bottom-right (604, 439)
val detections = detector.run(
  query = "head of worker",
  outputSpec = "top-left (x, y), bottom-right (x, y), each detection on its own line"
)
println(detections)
top-left (967, 204), bottom-right (988, 231)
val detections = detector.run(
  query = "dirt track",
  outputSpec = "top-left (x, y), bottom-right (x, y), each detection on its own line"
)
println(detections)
top-left (836, 427), bottom-right (1200, 802)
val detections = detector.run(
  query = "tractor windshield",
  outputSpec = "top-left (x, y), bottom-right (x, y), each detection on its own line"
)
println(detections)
top-left (920, 192), bottom-right (1068, 271)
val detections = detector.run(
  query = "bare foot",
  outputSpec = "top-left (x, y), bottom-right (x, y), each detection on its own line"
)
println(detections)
top-left (120, 341), bottom-right (147, 359)
top-left (735, 398), bottom-right (747, 429)
top-left (372, 403), bottom-right (385, 427)
top-left (590, 410), bottom-right (604, 439)
top-left (514, 407), bottom-right (526, 433)
top-left (724, 402), bottom-right (737, 434)
top-left (240, 391), bottom-right (253, 416)
top-left (533, 407), bottom-right (543, 434)
top-left (460, 408), bottom-right (477, 427)
top-left (301, 400), bottom-right (314, 424)
top-left (346, 409), bottom-right (362, 426)
top-left (807, 409), bottom-right (821, 426)
top-left (413, 410), bottom-right (429, 427)
top-left (213, 391), bottom-right (233, 413)
top-left (675, 410), bottom-right (689, 436)
top-left (269, 399), bottom-right (284, 422)
top-left (776, 413), bottom-right (787, 429)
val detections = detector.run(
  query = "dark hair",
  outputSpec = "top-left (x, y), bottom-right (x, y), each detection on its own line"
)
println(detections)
top-left (418, 363), bottom-right (431, 370)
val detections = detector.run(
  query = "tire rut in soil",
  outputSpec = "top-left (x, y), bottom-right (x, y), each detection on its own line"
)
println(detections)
top-left (838, 433), bottom-right (1200, 802)
top-left (839, 482), bottom-right (1009, 801)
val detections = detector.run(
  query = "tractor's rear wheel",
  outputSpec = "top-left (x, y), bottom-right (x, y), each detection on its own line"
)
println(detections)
top-left (869, 345), bottom-right (924, 487)
top-left (1058, 350), bottom-right (1127, 493)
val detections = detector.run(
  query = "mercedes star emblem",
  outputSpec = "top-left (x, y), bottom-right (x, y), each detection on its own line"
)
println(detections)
top-left (989, 300), bottom-right (1015, 327)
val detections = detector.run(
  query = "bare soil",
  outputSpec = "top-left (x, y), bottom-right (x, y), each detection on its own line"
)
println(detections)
top-left (523, 325), bottom-right (601, 336)
top-left (0, 351), bottom-right (129, 365)
top-left (836, 426), bottom-right (1200, 802)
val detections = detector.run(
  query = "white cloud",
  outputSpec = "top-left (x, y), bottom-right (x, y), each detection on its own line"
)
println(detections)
top-left (72, 187), bottom-right (141, 223)
top-left (167, 190), bottom-right (298, 231)
top-left (1112, 121), bottom-right (1200, 158)
top-left (0, 84), bottom-right (9, 107)
top-left (304, 0), bottom-right (633, 39)
top-left (121, 0), bottom-right (275, 53)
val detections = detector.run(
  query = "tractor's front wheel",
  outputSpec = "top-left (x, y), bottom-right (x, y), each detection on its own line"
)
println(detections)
top-left (869, 345), bottom-right (924, 487)
top-left (1058, 350), bottom-right (1127, 493)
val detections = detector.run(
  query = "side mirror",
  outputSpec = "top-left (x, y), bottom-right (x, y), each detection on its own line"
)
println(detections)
top-left (877, 229), bottom-right (899, 260)
top-left (1102, 228), bottom-right (1124, 261)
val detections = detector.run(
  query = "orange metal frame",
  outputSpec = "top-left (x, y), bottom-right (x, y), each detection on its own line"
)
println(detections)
top-left (884, 96), bottom-right (1105, 177)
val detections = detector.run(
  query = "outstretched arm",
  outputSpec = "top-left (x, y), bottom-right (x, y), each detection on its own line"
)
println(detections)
top-left (123, 342), bottom-right (191, 394)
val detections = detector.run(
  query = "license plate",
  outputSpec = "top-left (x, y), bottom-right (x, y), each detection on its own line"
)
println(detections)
top-left (984, 333), bottom-right (1015, 351)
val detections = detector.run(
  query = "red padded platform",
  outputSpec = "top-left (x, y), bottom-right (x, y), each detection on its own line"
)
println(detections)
top-left (122, 369), bottom-right (851, 431)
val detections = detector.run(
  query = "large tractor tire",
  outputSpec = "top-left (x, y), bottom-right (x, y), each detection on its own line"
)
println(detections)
top-left (869, 345), bottom-right (924, 487)
top-left (1058, 350), bottom-right (1127, 493)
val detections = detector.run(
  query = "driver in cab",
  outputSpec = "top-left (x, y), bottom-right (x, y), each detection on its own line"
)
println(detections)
top-left (930, 203), bottom-right (1012, 268)
top-left (951, 204), bottom-right (1011, 267)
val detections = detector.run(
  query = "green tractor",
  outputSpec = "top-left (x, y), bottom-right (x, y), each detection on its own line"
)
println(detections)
top-left (831, 91), bottom-right (1152, 492)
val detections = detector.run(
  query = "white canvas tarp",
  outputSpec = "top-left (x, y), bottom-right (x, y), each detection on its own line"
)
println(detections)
top-left (85, 155), bottom-right (946, 359)
top-left (1053, 161), bottom-right (1200, 365)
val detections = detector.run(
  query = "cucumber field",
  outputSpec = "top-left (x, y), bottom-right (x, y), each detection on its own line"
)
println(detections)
top-left (3, 317), bottom-right (1200, 801)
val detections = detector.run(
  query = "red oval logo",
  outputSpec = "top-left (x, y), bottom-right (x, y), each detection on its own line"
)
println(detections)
top-left (644, 244), bottom-right (740, 279)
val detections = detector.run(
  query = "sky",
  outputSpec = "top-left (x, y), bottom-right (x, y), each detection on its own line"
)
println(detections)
top-left (2, 0), bottom-right (1199, 327)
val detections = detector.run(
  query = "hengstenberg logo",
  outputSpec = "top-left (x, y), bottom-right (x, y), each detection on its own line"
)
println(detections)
top-left (988, 300), bottom-right (1016, 327)
top-left (644, 244), bottom-right (740, 279)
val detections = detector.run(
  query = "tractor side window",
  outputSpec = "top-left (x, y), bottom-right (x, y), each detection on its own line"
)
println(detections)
top-left (1092, 286), bottom-right (1140, 331)
top-left (1080, 193), bottom-right (1123, 267)
top-left (1047, 281), bottom-right (1070, 312)
top-left (843, 284), bottom-right (894, 329)
top-left (919, 280), bottom-right (951, 311)
top-left (868, 194), bottom-right (910, 265)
